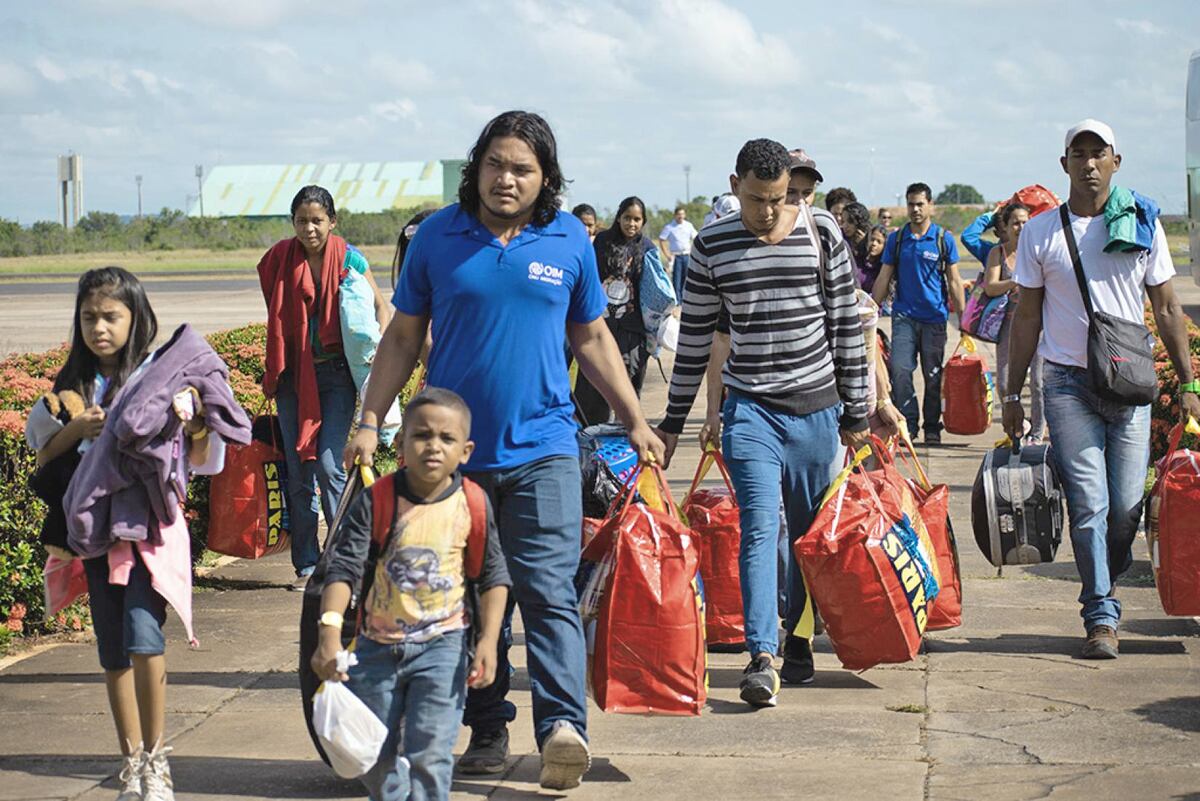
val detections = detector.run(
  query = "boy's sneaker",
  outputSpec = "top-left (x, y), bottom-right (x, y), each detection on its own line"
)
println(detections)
top-left (116, 743), bottom-right (144, 801)
top-left (738, 655), bottom-right (780, 708)
top-left (288, 571), bottom-right (312, 592)
top-left (140, 742), bottom-right (174, 801)
top-left (539, 720), bottom-right (590, 790)
top-left (1080, 625), bottom-right (1119, 660)
top-left (457, 726), bottom-right (509, 775)
top-left (780, 635), bottom-right (815, 685)
top-left (924, 431), bottom-right (942, 446)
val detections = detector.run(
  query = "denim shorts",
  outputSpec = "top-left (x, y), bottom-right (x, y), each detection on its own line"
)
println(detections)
top-left (83, 549), bottom-right (168, 670)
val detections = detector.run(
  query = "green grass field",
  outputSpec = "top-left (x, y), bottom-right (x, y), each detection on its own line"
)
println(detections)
top-left (0, 245), bottom-right (397, 280)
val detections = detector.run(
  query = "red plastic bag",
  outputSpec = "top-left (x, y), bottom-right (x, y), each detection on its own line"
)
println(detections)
top-left (892, 436), bottom-right (962, 630)
top-left (943, 336), bottom-right (993, 436)
top-left (207, 417), bottom-right (290, 559)
top-left (587, 464), bottom-right (706, 715)
top-left (794, 441), bottom-right (939, 671)
top-left (1145, 421), bottom-right (1200, 615)
top-left (683, 448), bottom-right (743, 647)
top-left (1004, 184), bottom-right (1061, 219)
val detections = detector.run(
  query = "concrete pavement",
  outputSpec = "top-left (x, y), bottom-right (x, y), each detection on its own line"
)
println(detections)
top-left (1, 292), bottom-right (1199, 799)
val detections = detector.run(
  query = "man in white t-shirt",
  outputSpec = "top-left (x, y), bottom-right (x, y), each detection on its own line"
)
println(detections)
top-left (1003, 119), bottom-right (1200, 660)
top-left (659, 206), bottom-right (698, 302)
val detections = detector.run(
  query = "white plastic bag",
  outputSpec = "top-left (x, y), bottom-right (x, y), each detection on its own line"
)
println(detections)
top-left (359, 372), bottom-right (403, 448)
top-left (312, 651), bottom-right (388, 778)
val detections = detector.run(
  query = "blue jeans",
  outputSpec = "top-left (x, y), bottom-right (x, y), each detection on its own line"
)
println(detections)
top-left (276, 357), bottom-right (357, 575)
top-left (462, 455), bottom-right (588, 747)
top-left (1042, 363), bottom-right (1150, 632)
top-left (347, 631), bottom-right (468, 801)
top-left (671, 252), bottom-right (690, 302)
top-left (721, 391), bottom-right (840, 656)
top-left (83, 548), bottom-right (167, 671)
top-left (890, 314), bottom-right (947, 439)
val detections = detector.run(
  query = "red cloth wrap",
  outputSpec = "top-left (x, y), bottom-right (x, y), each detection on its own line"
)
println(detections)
top-left (257, 234), bottom-right (346, 461)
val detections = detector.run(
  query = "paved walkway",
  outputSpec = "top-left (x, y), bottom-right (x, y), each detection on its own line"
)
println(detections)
top-left (2, 319), bottom-right (1199, 800)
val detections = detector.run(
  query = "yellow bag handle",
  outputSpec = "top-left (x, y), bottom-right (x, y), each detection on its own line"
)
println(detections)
top-left (820, 444), bottom-right (873, 507)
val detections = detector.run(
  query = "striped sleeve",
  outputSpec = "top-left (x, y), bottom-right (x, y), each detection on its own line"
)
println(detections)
top-left (814, 211), bottom-right (870, 428)
top-left (660, 234), bottom-right (721, 434)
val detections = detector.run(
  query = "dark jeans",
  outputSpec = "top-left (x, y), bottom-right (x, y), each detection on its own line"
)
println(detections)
top-left (275, 357), bottom-right (357, 575)
top-left (889, 314), bottom-right (947, 439)
top-left (462, 455), bottom-right (588, 747)
top-left (574, 326), bottom-right (648, 427)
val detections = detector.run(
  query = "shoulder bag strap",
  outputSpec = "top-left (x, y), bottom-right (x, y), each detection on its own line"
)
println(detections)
top-left (1058, 204), bottom-right (1096, 321)
top-left (801, 203), bottom-right (828, 304)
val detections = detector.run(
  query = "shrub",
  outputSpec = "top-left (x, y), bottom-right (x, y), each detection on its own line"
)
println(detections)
top-left (1146, 305), bottom-right (1200, 462)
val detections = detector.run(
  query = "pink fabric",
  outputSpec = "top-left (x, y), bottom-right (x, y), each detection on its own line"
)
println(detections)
top-left (43, 508), bottom-right (197, 648)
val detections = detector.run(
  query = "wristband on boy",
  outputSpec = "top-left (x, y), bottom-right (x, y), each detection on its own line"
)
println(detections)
top-left (1179, 380), bottom-right (1200, 395)
top-left (357, 422), bottom-right (379, 433)
top-left (319, 611), bottom-right (344, 629)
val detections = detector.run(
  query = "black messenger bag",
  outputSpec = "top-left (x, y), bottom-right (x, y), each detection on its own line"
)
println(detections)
top-left (1059, 204), bottom-right (1157, 406)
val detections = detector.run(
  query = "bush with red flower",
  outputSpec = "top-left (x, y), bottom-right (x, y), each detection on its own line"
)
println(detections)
top-left (1145, 305), bottom-right (1200, 462)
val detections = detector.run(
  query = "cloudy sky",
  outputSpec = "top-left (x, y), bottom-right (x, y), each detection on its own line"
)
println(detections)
top-left (3, 0), bottom-right (1198, 223)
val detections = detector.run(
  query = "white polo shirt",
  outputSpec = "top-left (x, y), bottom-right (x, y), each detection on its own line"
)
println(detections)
top-left (1014, 206), bottom-right (1174, 369)
top-left (658, 219), bottom-right (697, 255)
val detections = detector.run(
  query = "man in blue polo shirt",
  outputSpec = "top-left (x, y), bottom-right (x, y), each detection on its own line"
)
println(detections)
top-left (871, 182), bottom-right (966, 444)
top-left (346, 110), bottom-right (664, 792)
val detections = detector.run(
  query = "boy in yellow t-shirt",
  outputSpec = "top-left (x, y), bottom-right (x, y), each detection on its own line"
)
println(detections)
top-left (313, 388), bottom-right (510, 801)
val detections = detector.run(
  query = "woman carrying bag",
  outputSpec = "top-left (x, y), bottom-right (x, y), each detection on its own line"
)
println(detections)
top-left (257, 185), bottom-right (390, 590)
top-left (984, 201), bottom-right (1045, 444)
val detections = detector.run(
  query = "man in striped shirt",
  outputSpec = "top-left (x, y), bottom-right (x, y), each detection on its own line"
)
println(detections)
top-left (656, 139), bottom-right (870, 709)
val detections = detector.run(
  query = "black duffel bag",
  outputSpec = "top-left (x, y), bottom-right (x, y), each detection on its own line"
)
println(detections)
top-left (1059, 204), bottom-right (1157, 406)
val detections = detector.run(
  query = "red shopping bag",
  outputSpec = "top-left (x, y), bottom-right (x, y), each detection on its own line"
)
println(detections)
top-left (943, 335), bottom-right (993, 436)
top-left (207, 414), bottom-right (290, 559)
top-left (794, 441), bottom-right (939, 671)
top-left (683, 448), bottom-right (743, 648)
top-left (588, 464), bottom-right (706, 715)
top-left (892, 436), bottom-right (962, 630)
top-left (1145, 420), bottom-right (1200, 615)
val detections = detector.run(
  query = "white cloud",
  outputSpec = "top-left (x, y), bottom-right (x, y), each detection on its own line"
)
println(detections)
top-left (370, 98), bottom-right (417, 122)
top-left (861, 19), bottom-right (921, 56)
top-left (645, 0), bottom-right (799, 85)
top-left (99, 0), bottom-right (293, 30)
top-left (0, 61), bottom-right (35, 97)
top-left (33, 56), bottom-right (67, 83)
top-left (1115, 17), bottom-right (1166, 36)
top-left (369, 54), bottom-right (435, 91)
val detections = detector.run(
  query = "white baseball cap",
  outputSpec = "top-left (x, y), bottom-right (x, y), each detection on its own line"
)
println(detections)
top-left (1064, 119), bottom-right (1117, 153)
top-left (713, 194), bottom-right (741, 219)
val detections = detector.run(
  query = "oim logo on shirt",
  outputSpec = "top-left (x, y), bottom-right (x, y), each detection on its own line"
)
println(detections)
top-left (528, 261), bottom-right (564, 286)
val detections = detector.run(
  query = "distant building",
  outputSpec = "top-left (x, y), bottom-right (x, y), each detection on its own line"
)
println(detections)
top-left (189, 159), bottom-right (465, 217)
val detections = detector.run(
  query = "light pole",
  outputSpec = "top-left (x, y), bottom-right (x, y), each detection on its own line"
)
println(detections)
top-left (194, 164), bottom-right (204, 217)
top-left (683, 165), bottom-right (691, 204)
top-left (135, 175), bottom-right (143, 218)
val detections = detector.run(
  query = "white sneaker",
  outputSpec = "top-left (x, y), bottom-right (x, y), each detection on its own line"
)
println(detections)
top-left (116, 742), bottom-right (144, 801)
top-left (140, 741), bottom-right (175, 801)
top-left (539, 721), bottom-right (590, 790)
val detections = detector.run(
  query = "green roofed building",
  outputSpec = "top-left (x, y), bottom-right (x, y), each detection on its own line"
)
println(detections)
top-left (189, 159), bottom-right (465, 217)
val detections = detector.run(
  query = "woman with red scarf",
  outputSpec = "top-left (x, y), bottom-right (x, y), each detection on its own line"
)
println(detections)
top-left (257, 185), bottom-right (389, 590)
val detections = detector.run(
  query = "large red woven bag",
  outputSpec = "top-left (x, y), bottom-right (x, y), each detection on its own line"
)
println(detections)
top-left (683, 448), bottom-right (743, 648)
top-left (943, 335), bottom-right (993, 436)
top-left (586, 464), bottom-right (706, 715)
top-left (794, 442), bottom-right (939, 671)
top-left (1145, 420), bottom-right (1200, 615)
top-left (892, 436), bottom-right (962, 630)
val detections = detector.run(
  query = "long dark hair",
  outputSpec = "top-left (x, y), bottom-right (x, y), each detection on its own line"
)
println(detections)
top-left (593, 196), bottom-right (650, 282)
top-left (54, 267), bottom-right (158, 405)
top-left (391, 208), bottom-right (437, 287)
top-left (458, 110), bottom-right (565, 228)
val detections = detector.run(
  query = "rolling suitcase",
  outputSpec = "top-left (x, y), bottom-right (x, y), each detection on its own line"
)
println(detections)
top-left (971, 443), bottom-right (1064, 567)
